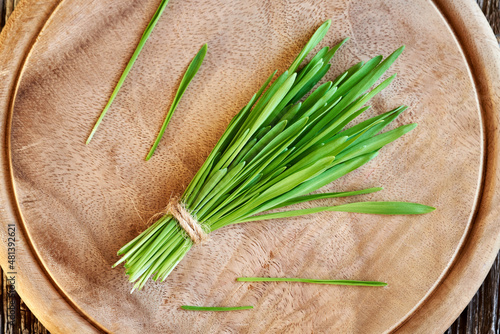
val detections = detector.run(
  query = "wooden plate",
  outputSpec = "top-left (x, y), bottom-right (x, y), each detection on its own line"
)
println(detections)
top-left (0, 0), bottom-right (499, 333)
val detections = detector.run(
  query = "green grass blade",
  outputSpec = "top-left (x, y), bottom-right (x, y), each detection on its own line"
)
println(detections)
top-left (203, 120), bottom-right (309, 224)
top-left (230, 138), bottom-right (257, 167)
top-left (194, 161), bottom-right (246, 212)
top-left (329, 46), bottom-right (404, 110)
top-left (301, 154), bottom-right (379, 194)
top-left (224, 156), bottom-right (336, 223)
top-left (299, 81), bottom-right (332, 113)
top-left (241, 120), bottom-right (287, 163)
top-left (290, 63), bottom-right (332, 105)
top-left (333, 56), bottom-right (382, 98)
top-left (334, 123), bottom-right (417, 164)
top-left (181, 306), bottom-right (253, 311)
top-left (288, 20), bottom-right (331, 74)
top-left (331, 70), bottom-right (350, 88)
top-left (260, 148), bottom-right (293, 176)
top-left (265, 60), bottom-right (325, 125)
top-left (296, 46), bottom-right (329, 81)
top-left (244, 117), bottom-right (307, 169)
top-left (278, 103), bottom-right (302, 123)
top-left (211, 73), bottom-right (295, 174)
top-left (87, 0), bottom-right (171, 144)
top-left (146, 44), bottom-right (207, 160)
top-left (335, 106), bottom-right (406, 140)
top-left (250, 153), bottom-right (379, 213)
top-left (291, 74), bottom-right (398, 155)
top-left (354, 106), bottom-right (408, 141)
top-left (255, 126), bottom-right (272, 140)
top-left (191, 168), bottom-right (227, 208)
top-left (238, 201), bottom-right (435, 223)
top-left (322, 37), bottom-right (350, 63)
top-left (300, 87), bottom-right (338, 120)
top-left (270, 187), bottom-right (383, 210)
top-left (235, 71), bottom-right (289, 139)
top-left (257, 70), bottom-right (279, 98)
top-left (255, 156), bottom-right (336, 204)
top-left (328, 201), bottom-right (436, 214)
top-left (249, 73), bottom-right (297, 135)
top-left (183, 152), bottom-right (219, 207)
top-left (254, 135), bottom-right (347, 191)
top-left (213, 128), bottom-right (250, 175)
top-left (237, 277), bottom-right (386, 287)
top-left (113, 216), bottom-right (172, 266)
top-left (183, 91), bottom-right (261, 201)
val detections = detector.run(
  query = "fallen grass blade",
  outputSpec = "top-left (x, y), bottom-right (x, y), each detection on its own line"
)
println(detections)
top-left (237, 277), bottom-right (387, 287)
top-left (146, 44), bottom-right (208, 160)
top-left (181, 305), bottom-right (254, 311)
top-left (237, 201), bottom-right (436, 223)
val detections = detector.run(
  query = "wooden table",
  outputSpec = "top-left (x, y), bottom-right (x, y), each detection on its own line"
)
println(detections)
top-left (0, 0), bottom-right (498, 333)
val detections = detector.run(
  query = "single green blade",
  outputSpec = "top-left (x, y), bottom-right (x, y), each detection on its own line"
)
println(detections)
top-left (327, 201), bottom-right (436, 215)
top-left (322, 37), bottom-right (350, 64)
top-left (181, 305), bottom-right (254, 311)
top-left (296, 46), bottom-right (329, 82)
top-left (146, 44), bottom-right (207, 160)
top-left (237, 277), bottom-right (387, 287)
top-left (239, 201), bottom-right (435, 223)
top-left (288, 20), bottom-right (331, 74)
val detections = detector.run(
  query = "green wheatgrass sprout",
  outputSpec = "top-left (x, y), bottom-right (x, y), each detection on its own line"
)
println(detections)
top-left (181, 305), bottom-right (253, 312)
top-left (87, 0), bottom-right (171, 144)
top-left (114, 20), bottom-right (435, 292)
top-left (146, 44), bottom-right (208, 161)
top-left (237, 277), bottom-right (387, 287)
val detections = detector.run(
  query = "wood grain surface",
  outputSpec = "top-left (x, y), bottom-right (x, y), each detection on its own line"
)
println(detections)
top-left (0, 0), bottom-right (498, 333)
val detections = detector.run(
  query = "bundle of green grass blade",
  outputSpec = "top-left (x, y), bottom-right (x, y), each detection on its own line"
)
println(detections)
top-left (114, 20), bottom-right (435, 291)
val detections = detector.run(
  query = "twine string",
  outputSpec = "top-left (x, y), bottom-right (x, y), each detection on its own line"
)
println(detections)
top-left (165, 201), bottom-right (209, 244)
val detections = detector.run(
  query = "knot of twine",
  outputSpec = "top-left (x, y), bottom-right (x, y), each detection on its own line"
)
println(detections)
top-left (165, 201), bottom-right (209, 245)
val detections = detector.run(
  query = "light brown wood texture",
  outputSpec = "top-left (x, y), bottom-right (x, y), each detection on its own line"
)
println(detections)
top-left (0, 0), bottom-right (498, 333)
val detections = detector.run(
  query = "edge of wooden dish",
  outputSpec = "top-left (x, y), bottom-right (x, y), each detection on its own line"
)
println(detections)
top-left (0, 0), bottom-right (102, 333)
top-left (0, 0), bottom-right (498, 333)
top-left (395, 1), bottom-right (500, 332)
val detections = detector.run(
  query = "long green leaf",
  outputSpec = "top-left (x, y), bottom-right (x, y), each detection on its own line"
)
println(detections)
top-left (237, 277), bottom-right (386, 287)
top-left (181, 306), bottom-right (253, 311)
top-left (288, 20), bottom-right (331, 74)
top-left (237, 201), bottom-right (435, 223)
top-left (146, 44), bottom-right (207, 160)
top-left (191, 168), bottom-right (227, 208)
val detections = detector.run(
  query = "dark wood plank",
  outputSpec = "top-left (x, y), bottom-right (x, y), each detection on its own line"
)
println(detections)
top-left (2, 273), bottom-right (22, 334)
top-left (0, 1), bottom-right (498, 334)
top-left (0, 0), bottom-right (5, 32)
top-left (1, 1), bottom-right (48, 332)
top-left (3, 1), bottom-right (12, 28)
top-left (0, 265), bottom-right (3, 334)
top-left (4, 1), bottom-right (16, 25)
top-left (477, 0), bottom-right (500, 40)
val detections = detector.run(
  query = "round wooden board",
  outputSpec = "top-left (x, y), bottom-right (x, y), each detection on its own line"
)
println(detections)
top-left (0, 0), bottom-right (499, 333)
